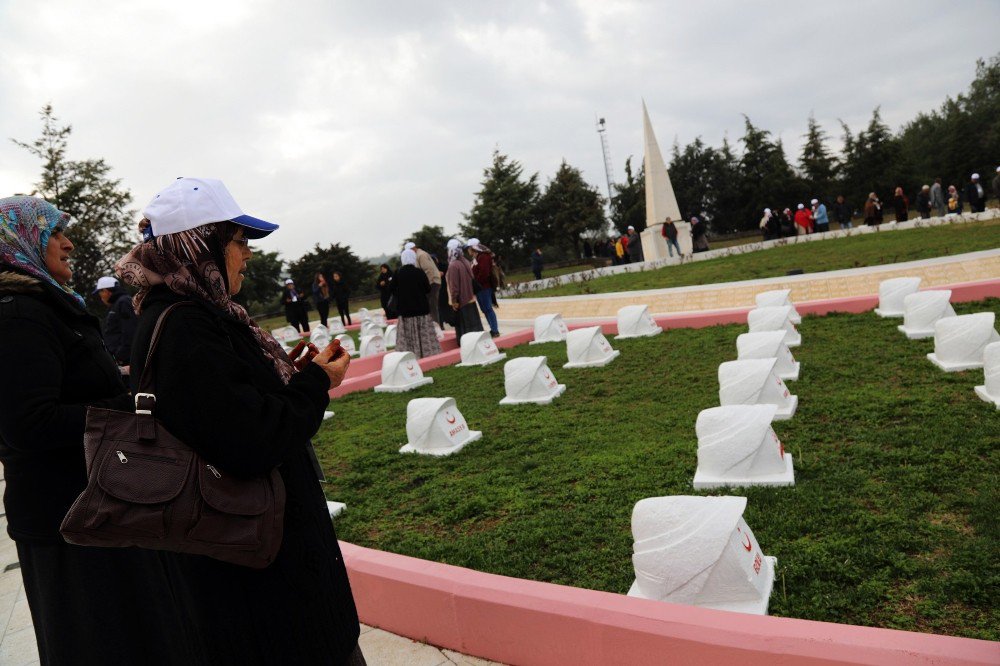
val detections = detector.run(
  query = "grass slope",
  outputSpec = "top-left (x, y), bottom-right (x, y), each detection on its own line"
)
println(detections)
top-left (315, 299), bottom-right (1000, 639)
top-left (515, 218), bottom-right (1000, 298)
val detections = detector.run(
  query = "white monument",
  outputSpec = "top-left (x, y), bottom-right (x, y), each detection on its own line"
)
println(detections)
top-left (927, 312), bottom-right (999, 372)
top-left (457, 331), bottom-right (506, 367)
top-left (754, 289), bottom-right (801, 324)
top-left (271, 325), bottom-right (302, 343)
top-left (639, 101), bottom-right (688, 261)
top-left (374, 351), bottom-right (434, 393)
top-left (310, 324), bottom-right (331, 350)
top-left (399, 397), bottom-right (482, 456)
top-left (360, 320), bottom-right (383, 339)
top-left (897, 290), bottom-right (955, 339)
top-left (563, 326), bottom-right (620, 369)
top-left (974, 341), bottom-right (1000, 408)
top-left (693, 405), bottom-right (794, 489)
top-left (628, 495), bottom-right (777, 615)
top-left (356, 307), bottom-right (372, 322)
top-left (499, 357), bottom-right (566, 405)
top-left (334, 333), bottom-right (359, 357)
top-left (615, 305), bottom-right (663, 339)
top-left (747, 306), bottom-right (801, 347)
top-left (359, 333), bottom-right (387, 358)
top-left (384, 323), bottom-right (397, 349)
top-left (531, 313), bottom-right (569, 344)
top-left (874, 277), bottom-right (922, 318)
top-left (718, 358), bottom-right (797, 420)
top-left (736, 331), bottom-right (800, 381)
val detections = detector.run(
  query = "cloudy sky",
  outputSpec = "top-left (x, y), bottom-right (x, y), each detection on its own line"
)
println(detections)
top-left (2, 0), bottom-right (997, 261)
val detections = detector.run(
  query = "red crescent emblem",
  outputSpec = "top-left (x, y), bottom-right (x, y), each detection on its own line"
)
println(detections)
top-left (406, 363), bottom-right (415, 372)
top-left (445, 412), bottom-right (457, 424)
top-left (742, 534), bottom-right (752, 551)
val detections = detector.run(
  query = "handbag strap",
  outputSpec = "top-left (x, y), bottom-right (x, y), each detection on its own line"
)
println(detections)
top-left (134, 302), bottom-right (192, 417)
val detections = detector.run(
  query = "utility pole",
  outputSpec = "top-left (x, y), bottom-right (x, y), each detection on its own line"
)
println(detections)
top-left (596, 116), bottom-right (615, 203)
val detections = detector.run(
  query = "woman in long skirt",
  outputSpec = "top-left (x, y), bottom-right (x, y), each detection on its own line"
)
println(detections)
top-left (392, 250), bottom-right (441, 358)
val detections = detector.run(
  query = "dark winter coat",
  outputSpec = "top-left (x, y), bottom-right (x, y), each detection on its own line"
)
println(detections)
top-left (530, 251), bottom-right (544, 272)
top-left (330, 279), bottom-right (350, 304)
top-left (832, 201), bottom-right (851, 224)
top-left (103, 287), bottom-right (138, 365)
top-left (965, 181), bottom-right (986, 213)
top-left (916, 191), bottom-right (932, 217)
top-left (129, 286), bottom-right (360, 664)
top-left (392, 265), bottom-right (430, 317)
top-left (627, 232), bottom-right (644, 262)
top-left (282, 285), bottom-right (307, 317)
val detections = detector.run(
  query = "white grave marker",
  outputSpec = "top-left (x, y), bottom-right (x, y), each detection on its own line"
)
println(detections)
top-left (897, 290), bottom-right (955, 339)
top-left (384, 324), bottom-right (397, 349)
top-left (755, 289), bottom-right (801, 324)
top-left (327, 319), bottom-right (346, 335)
top-left (736, 331), bottom-right (800, 381)
top-left (563, 326), bottom-right (620, 369)
top-left (628, 496), bottom-right (777, 615)
top-left (360, 320), bottom-right (383, 339)
top-left (323, 411), bottom-right (334, 420)
top-left (359, 334), bottom-right (387, 358)
top-left (373, 312), bottom-right (387, 327)
top-left (310, 324), bottom-right (331, 350)
top-left (693, 405), bottom-right (794, 489)
top-left (356, 307), bottom-right (372, 322)
top-left (718, 358), bottom-right (797, 420)
top-left (615, 305), bottom-right (663, 339)
top-left (399, 397), bottom-right (482, 456)
top-left (374, 351), bottom-right (434, 393)
top-left (457, 331), bottom-right (506, 367)
top-left (874, 277), bottom-right (921, 318)
top-left (974, 341), bottom-right (1000, 408)
top-left (747, 306), bottom-right (801, 347)
top-left (530, 313), bottom-right (569, 344)
top-left (271, 325), bottom-right (302, 344)
top-left (334, 334), bottom-right (359, 357)
top-left (927, 312), bottom-right (999, 372)
top-left (327, 501), bottom-right (346, 518)
top-left (499, 357), bottom-right (566, 405)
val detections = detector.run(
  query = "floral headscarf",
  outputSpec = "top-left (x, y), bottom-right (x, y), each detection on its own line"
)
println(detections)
top-left (115, 223), bottom-right (296, 384)
top-left (0, 196), bottom-right (85, 308)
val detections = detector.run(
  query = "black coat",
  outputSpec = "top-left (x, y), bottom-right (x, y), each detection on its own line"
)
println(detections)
top-left (281, 285), bottom-right (308, 318)
top-left (129, 287), bottom-right (360, 664)
top-left (103, 288), bottom-right (139, 365)
top-left (965, 182), bottom-right (986, 212)
top-left (331, 280), bottom-right (350, 303)
top-left (392, 264), bottom-right (430, 317)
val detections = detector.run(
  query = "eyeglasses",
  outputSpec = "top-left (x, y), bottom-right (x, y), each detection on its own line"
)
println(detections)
top-left (231, 238), bottom-right (250, 248)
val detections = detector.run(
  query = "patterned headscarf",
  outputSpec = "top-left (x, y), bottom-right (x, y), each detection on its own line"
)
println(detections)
top-left (115, 223), bottom-right (296, 384)
top-left (0, 196), bottom-right (85, 308)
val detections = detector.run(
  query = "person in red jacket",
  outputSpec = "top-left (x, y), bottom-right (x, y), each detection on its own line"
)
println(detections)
top-left (793, 203), bottom-right (813, 235)
top-left (466, 238), bottom-right (500, 337)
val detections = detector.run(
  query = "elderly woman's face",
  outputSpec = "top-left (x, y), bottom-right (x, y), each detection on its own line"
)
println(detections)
top-left (45, 230), bottom-right (74, 285)
top-left (225, 228), bottom-right (252, 296)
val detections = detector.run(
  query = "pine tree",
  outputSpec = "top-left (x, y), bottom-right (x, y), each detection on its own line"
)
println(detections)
top-left (799, 114), bottom-right (837, 202)
top-left (460, 150), bottom-right (540, 265)
top-left (609, 156), bottom-right (645, 234)
top-left (536, 160), bottom-right (607, 258)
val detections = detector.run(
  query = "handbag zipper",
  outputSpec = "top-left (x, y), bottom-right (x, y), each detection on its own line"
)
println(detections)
top-left (206, 464), bottom-right (222, 479)
top-left (116, 450), bottom-right (181, 465)
top-left (117, 450), bottom-right (127, 463)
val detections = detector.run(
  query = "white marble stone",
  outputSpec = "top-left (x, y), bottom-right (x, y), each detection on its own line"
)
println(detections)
top-left (897, 290), bottom-right (955, 339)
top-left (499, 357), bottom-right (566, 405)
top-left (457, 331), bottom-right (506, 367)
top-left (327, 501), bottom-right (346, 518)
top-left (974, 342), bottom-right (1000, 408)
top-left (359, 333), bottom-right (387, 358)
top-left (754, 289), bottom-right (801, 324)
top-left (375, 351), bottom-right (434, 393)
top-left (736, 331), bottom-right (800, 381)
top-left (718, 358), bottom-right (797, 420)
top-left (628, 496), bottom-right (777, 615)
top-left (310, 324), bottom-right (331, 349)
top-left (356, 307), bottom-right (372, 322)
top-left (563, 326), bottom-right (620, 369)
top-left (323, 411), bottom-right (334, 420)
top-left (927, 312), bottom-right (999, 372)
top-left (693, 405), bottom-right (794, 489)
top-left (372, 312), bottom-right (388, 327)
top-left (874, 277), bottom-right (921, 317)
top-left (334, 333), bottom-right (359, 357)
top-left (399, 397), bottom-right (482, 456)
top-left (747, 306), bottom-right (801, 347)
top-left (530, 313), bottom-right (569, 344)
top-left (360, 320), bottom-right (384, 339)
top-left (614, 304), bottom-right (663, 340)
top-left (384, 324), bottom-right (397, 348)
top-left (327, 319), bottom-right (346, 335)
top-left (271, 325), bottom-right (302, 343)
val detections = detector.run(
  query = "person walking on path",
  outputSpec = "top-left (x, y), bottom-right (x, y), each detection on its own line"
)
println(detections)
top-left (691, 216), bottom-right (710, 252)
top-left (331, 271), bottom-right (352, 327)
top-left (863, 193), bottom-right (882, 226)
top-left (392, 249), bottom-right (441, 358)
top-left (811, 199), bottom-right (829, 233)
top-left (0, 196), bottom-right (187, 665)
top-left (930, 178), bottom-right (946, 217)
top-left (965, 173), bottom-right (987, 213)
top-left (779, 208), bottom-right (795, 236)
top-left (916, 185), bottom-right (932, 219)
top-left (832, 195), bottom-right (852, 229)
top-left (282, 278), bottom-right (310, 334)
top-left (118, 177), bottom-right (365, 665)
top-left (467, 238), bottom-right (500, 338)
top-left (94, 275), bottom-right (138, 367)
top-left (946, 185), bottom-right (963, 215)
top-left (530, 248), bottom-right (544, 280)
top-left (375, 263), bottom-right (395, 319)
top-left (661, 217), bottom-right (682, 256)
top-left (892, 187), bottom-right (909, 223)
top-left (311, 271), bottom-right (332, 328)
top-left (626, 225), bottom-right (644, 263)
top-left (407, 241), bottom-right (441, 324)
top-left (446, 238), bottom-right (483, 339)
top-left (794, 203), bottom-right (812, 235)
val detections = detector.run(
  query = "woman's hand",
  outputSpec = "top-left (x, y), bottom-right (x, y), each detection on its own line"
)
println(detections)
top-left (312, 339), bottom-right (351, 388)
top-left (287, 341), bottom-right (320, 371)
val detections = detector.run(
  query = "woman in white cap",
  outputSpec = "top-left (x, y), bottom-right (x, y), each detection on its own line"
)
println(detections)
top-left (116, 178), bottom-right (365, 664)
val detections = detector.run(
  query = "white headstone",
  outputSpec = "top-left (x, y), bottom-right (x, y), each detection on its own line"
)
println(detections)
top-left (373, 312), bottom-right (388, 327)
top-left (326, 501), bottom-right (346, 518)
top-left (433, 321), bottom-right (446, 342)
top-left (747, 306), bottom-right (801, 347)
top-left (323, 411), bottom-right (334, 420)
top-left (310, 324), bottom-right (331, 350)
top-left (897, 290), bottom-right (955, 339)
top-left (359, 333), bottom-right (387, 358)
top-left (327, 319), bottom-right (346, 335)
top-left (874, 277), bottom-right (922, 318)
top-left (360, 320), bottom-right (383, 339)
top-left (530, 313), bottom-right (569, 344)
top-left (974, 341), bottom-right (1000, 408)
top-left (754, 289), bottom-right (801, 324)
top-left (457, 331), bottom-right (506, 367)
top-left (357, 307), bottom-right (372, 322)
top-left (736, 331), bottom-right (800, 381)
top-left (628, 496), bottom-right (777, 615)
top-left (563, 326), bottom-right (620, 369)
top-left (499, 357), bottom-right (566, 405)
top-left (334, 333), bottom-right (358, 357)
top-left (615, 304), bottom-right (663, 340)
top-left (693, 405), bottom-right (794, 489)
top-left (927, 312), bottom-right (999, 372)
top-left (374, 351), bottom-right (434, 393)
top-left (271, 325), bottom-right (302, 343)
top-left (384, 324), bottom-right (397, 349)
top-left (399, 397), bottom-right (482, 456)
top-left (718, 358), bottom-right (797, 420)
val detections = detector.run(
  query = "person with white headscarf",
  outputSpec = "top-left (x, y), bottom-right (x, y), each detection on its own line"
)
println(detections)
top-left (445, 238), bottom-right (484, 338)
top-left (392, 248), bottom-right (441, 358)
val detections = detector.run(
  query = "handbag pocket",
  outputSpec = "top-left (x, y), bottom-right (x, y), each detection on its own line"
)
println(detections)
top-left (187, 463), bottom-right (271, 547)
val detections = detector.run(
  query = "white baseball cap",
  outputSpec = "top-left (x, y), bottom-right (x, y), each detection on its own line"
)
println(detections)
top-left (797, 203), bottom-right (804, 209)
top-left (403, 241), bottom-right (416, 250)
top-left (810, 199), bottom-right (818, 205)
top-left (284, 278), bottom-right (294, 285)
top-left (142, 177), bottom-right (278, 239)
top-left (627, 225), bottom-right (635, 231)
top-left (465, 237), bottom-right (480, 248)
top-left (971, 173), bottom-right (979, 179)
top-left (93, 276), bottom-right (117, 293)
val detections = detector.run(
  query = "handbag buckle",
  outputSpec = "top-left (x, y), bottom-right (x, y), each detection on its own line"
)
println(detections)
top-left (135, 393), bottom-right (156, 415)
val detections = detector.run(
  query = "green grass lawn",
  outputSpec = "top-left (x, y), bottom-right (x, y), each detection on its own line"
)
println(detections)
top-left (513, 217), bottom-right (1000, 298)
top-left (315, 299), bottom-right (1000, 639)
